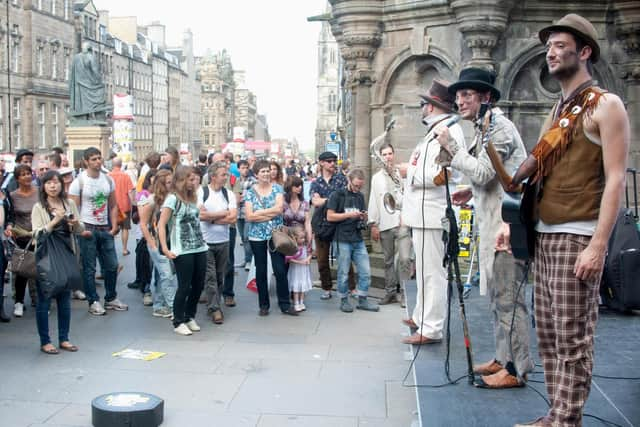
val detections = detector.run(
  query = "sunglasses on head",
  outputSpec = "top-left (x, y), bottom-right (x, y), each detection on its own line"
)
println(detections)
top-left (420, 100), bottom-right (429, 108)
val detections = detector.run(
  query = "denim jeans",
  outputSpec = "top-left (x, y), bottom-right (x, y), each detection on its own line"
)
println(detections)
top-left (78, 229), bottom-right (119, 305)
top-left (148, 246), bottom-right (177, 311)
top-left (336, 240), bottom-right (371, 298)
top-left (172, 251), bottom-right (207, 327)
top-left (236, 218), bottom-right (253, 264)
top-left (223, 226), bottom-right (237, 297)
top-left (249, 239), bottom-right (291, 312)
top-left (35, 284), bottom-right (71, 346)
top-left (205, 242), bottom-right (229, 312)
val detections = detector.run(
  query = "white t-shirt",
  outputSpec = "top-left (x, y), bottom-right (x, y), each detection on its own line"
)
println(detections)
top-left (69, 171), bottom-right (114, 226)
top-left (197, 186), bottom-right (237, 244)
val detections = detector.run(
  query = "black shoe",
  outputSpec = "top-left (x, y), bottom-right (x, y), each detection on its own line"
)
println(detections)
top-left (259, 308), bottom-right (269, 316)
top-left (281, 307), bottom-right (299, 316)
top-left (0, 297), bottom-right (10, 323)
top-left (127, 281), bottom-right (141, 289)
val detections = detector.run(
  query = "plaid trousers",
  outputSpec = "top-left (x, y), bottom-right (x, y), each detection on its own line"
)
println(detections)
top-left (534, 233), bottom-right (601, 427)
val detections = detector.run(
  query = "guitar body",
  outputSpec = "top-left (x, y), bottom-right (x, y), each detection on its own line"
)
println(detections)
top-left (501, 181), bottom-right (537, 261)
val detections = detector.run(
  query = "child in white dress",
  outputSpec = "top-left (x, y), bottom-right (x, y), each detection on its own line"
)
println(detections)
top-left (285, 227), bottom-right (313, 312)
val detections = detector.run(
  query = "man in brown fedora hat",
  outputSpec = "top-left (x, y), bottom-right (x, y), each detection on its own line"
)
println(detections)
top-left (399, 79), bottom-right (466, 345)
top-left (436, 68), bottom-right (534, 388)
top-left (507, 13), bottom-right (630, 427)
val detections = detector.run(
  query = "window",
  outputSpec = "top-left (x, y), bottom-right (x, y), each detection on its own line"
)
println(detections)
top-left (51, 49), bottom-right (58, 79)
top-left (63, 50), bottom-right (70, 81)
top-left (11, 35), bottom-right (19, 73)
top-left (13, 123), bottom-right (21, 149)
top-left (37, 0), bottom-right (43, 10)
top-left (52, 104), bottom-right (59, 146)
top-left (64, 0), bottom-right (69, 20)
top-left (36, 46), bottom-right (43, 76)
top-left (12, 97), bottom-right (20, 120)
top-left (328, 92), bottom-right (337, 112)
top-left (51, 0), bottom-right (56, 15)
top-left (39, 103), bottom-right (46, 148)
top-left (204, 116), bottom-right (209, 126)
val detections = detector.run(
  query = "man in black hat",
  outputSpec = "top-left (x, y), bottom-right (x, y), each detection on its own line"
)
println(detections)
top-left (507, 14), bottom-right (630, 427)
top-left (310, 151), bottom-right (349, 299)
top-left (436, 68), bottom-right (533, 388)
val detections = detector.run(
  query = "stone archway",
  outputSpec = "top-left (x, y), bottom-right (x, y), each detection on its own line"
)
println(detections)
top-left (372, 50), bottom-right (455, 163)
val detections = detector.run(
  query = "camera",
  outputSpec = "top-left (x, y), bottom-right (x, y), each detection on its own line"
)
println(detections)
top-left (356, 220), bottom-right (368, 231)
top-left (65, 212), bottom-right (74, 220)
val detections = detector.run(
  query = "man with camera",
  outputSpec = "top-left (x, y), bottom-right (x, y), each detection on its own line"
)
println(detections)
top-left (326, 168), bottom-right (379, 313)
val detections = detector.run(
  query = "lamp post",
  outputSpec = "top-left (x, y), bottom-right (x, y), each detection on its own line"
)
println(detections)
top-left (5, 0), bottom-right (12, 153)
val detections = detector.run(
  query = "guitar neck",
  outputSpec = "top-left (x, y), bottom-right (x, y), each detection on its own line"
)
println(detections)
top-left (485, 141), bottom-right (519, 192)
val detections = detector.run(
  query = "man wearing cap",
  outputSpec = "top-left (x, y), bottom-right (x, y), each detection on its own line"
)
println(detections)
top-left (400, 79), bottom-right (466, 344)
top-left (310, 151), bottom-right (348, 299)
top-left (436, 68), bottom-right (533, 388)
top-left (508, 14), bottom-right (630, 427)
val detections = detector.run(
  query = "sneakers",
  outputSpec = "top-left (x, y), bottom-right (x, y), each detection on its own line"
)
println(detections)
top-left (224, 296), bottom-right (236, 307)
top-left (356, 297), bottom-right (380, 312)
top-left (320, 291), bottom-right (332, 300)
top-left (72, 290), bottom-right (87, 300)
top-left (152, 307), bottom-right (173, 318)
top-left (105, 299), bottom-right (128, 311)
top-left (294, 303), bottom-right (304, 312)
top-left (13, 302), bottom-right (24, 317)
top-left (174, 323), bottom-right (192, 336)
top-left (244, 262), bottom-right (251, 271)
top-left (340, 297), bottom-right (354, 313)
top-left (300, 302), bottom-right (306, 311)
top-left (88, 301), bottom-right (106, 316)
top-left (185, 319), bottom-right (201, 332)
top-left (142, 293), bottom-right (153, 306)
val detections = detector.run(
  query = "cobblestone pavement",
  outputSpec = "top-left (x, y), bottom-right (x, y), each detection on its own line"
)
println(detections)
top-left (0, 234), bottom-right (418, 427)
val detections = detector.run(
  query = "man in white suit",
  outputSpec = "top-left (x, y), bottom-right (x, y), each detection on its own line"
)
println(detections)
top-left (400, 79), bottom-right (465, 345)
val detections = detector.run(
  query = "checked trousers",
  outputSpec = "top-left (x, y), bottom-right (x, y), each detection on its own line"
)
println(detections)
top-left (534, 233), bottom-right (601, 427)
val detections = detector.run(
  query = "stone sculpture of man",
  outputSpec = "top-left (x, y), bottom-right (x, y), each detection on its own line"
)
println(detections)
top-left (69, 43), bottom-right (109, 120)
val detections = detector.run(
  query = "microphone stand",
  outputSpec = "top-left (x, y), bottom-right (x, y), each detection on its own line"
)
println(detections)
top-left (442, 167), bottom-right (475, 385)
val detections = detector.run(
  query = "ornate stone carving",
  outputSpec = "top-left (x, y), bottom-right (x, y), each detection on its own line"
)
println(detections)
top-left (614, 1), bottom-right (640, 82)
top-left (451, 0), bottom-right (516, 69)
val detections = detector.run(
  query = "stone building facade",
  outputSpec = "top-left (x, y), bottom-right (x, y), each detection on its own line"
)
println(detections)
top-left (197, 50), bottom-right (235, 151)
top-left (234, 71), bottom-right (257, 141)
top-left (327, 0), bottom-right (640, 193)
top-left (0, 0), bottom-right (75, 155)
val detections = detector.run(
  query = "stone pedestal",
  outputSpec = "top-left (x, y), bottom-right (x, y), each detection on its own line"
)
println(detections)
top-left (64, 126), bottom-right (112, 167)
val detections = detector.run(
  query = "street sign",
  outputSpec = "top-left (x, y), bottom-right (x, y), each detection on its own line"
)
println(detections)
top-left (326, 143), bottom-right (340, 156)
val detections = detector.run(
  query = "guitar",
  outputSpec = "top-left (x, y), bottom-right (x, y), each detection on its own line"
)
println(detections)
top-left (480, 106), bottom-right (536, 261)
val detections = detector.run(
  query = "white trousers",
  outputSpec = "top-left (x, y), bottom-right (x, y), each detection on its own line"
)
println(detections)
top-left (411, 228), bottom-right (448, 339)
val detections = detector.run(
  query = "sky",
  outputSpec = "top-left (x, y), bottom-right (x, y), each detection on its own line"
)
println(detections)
top-left (94, 0), bottom-right (330, 152)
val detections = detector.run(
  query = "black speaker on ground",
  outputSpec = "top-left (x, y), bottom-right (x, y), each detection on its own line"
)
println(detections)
top-left (92, 392), bottom-right (164, 427)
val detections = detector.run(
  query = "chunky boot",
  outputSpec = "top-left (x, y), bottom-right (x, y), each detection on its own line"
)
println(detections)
top-left (356, 296), bottom-right (380, 312)
top-left (340, 297), bottom-right (354, 313)
top-left (0, 297), bottom-right (10, 323)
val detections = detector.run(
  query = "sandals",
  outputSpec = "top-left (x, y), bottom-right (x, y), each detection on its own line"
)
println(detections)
top-left (122, 250), bottom-right (131, 256)
top-left (40, 344), bottom-right (59, 355)
top-left (59, 341), bottom-right (79, 352)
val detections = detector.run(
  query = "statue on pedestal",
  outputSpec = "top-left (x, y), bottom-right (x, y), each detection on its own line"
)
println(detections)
top-left (68, 43), bottom-right (111, 125)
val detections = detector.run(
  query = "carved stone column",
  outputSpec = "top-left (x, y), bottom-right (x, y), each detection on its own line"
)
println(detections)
top-left (329, 0), bottom-right (382, 191)
top-left (615, 1), bottom-right (640, 172)
top-left (450, 0), bottom-right (516, 70)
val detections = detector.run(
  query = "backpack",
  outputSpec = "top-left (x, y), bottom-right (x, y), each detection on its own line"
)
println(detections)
top-left (311, 189), bottom-right (345, 242)
top-left (201, 185), bottom-right (229, 205)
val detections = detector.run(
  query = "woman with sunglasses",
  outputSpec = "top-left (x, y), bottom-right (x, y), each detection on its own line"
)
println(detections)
top-left (31, 171), bottom-right (88, 354)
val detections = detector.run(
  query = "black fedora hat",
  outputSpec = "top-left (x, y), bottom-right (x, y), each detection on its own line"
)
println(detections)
top-left (448, 67), bottom-right (501, 102)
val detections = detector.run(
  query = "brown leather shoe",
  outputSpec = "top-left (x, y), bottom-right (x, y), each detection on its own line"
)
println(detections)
top-left (224, 296), bottom-right (236, 307)
top-left (476, 368), bottom-right (525, 389)
top-left (212, 310), bottom-right (224, 324)
top-left (513, 416), bottom-right (552, 427)
top-left (402, 333), bottom-right (442, 345)
top-left (402, 318), bottom-right (418, 329)
top-left (473, 359), bottom-right (503, 375)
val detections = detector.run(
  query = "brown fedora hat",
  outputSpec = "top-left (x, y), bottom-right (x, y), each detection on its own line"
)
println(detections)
top-left (539, 13), bottom-right (600, 63)
top-left (420, 79), bottom-right (456, 112)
